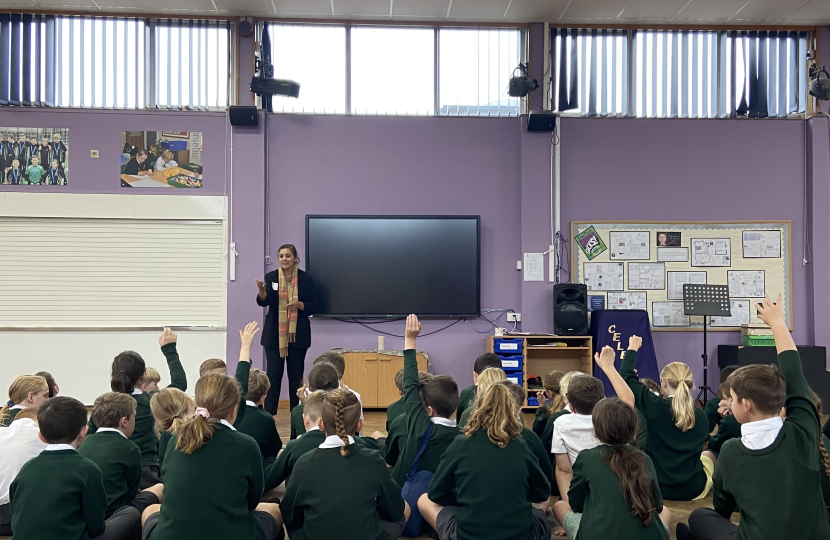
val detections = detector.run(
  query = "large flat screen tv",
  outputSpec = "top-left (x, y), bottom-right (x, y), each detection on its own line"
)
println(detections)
top-left (306, 215), bottom-right (480, 317)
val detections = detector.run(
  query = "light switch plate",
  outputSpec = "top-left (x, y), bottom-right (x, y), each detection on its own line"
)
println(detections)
top-left (90, 150), bottom-right (99, 158)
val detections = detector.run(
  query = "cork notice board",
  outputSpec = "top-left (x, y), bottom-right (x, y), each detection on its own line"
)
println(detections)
top-left (571, 221), bottom-right (792, 331)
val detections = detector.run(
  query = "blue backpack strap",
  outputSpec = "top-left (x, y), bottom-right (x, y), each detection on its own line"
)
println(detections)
top-left (406, 422), bottom-right (434, 481)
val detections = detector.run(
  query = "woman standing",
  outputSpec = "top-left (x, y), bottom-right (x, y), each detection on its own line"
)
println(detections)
top-left (256, 244), bottom-right (315, 415)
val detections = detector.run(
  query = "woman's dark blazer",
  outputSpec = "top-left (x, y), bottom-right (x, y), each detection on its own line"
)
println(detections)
top-left (257, 268), bottom-right (315, 350)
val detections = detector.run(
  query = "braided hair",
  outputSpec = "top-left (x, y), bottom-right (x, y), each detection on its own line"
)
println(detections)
top-left (321, 389), bottom-right (361, 457)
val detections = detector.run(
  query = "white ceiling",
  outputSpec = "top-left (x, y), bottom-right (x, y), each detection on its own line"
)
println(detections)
top-left (3, 0), bottom-right (829, 25)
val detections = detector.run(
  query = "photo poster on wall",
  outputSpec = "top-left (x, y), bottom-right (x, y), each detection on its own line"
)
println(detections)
top-left (0, 127), bottom-right (69, 186)
top-left (120, 131), bottom-right (203, 189)
top-left (571, 221), bottom-right (792, 331)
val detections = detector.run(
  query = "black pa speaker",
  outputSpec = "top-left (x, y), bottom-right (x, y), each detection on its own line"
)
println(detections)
top-left (527, 111), bottom-right (558, 132)
top-left (553, 283), bottom-right (588, 335)
top-left (228, 106), bottom-right (258, 127)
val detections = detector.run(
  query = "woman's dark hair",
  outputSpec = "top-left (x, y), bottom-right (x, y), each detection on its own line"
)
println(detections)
top-left (111, 351), bottom-right (146, 394)
top-left (592, 398), bottom-right (657, 527)
top-left (34, 371), bottom-right (57, 398)
top-left (278, 244), bottom-right (299, 262)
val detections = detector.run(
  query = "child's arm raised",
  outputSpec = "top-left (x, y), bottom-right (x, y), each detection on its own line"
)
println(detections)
top-left (159, 327), bottom-right (187, 392)
top-left (595, 345), bottom-right (635, 407)
top-left (233, 322), bottom-right (258, 427)
top-left (619, 336), bottom-right (661, 411)
top-left (402, 314), bottom-right (427, 427)
top-left (756, 295), bottom-right (820, 452)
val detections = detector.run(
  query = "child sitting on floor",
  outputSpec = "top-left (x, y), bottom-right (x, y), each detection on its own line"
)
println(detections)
top-left (34, 370), bottom-right (59, 398)
top-left (553, 397), bottom-right (672, 540)
top-left (11, 397), bottom-right (140, 540)
top-left (704, 366), bottom-right (738, 433)
top-left (418, 382), bottom-right (551, 540)
top-left (0, 407), bottom-right (46, 536)
top-left (141, 373), bottom-right (282, 540)
top-left (602, 335), bottom-right (711, 501)
top-left (539, 371), bottom-right (588, 452)
top-left (457, 352), bottom-right (503, 420)
top-left (381, 371), bottom-right (432, 466)
top-left (237, 368), bottom-right (283, 466)
top-left (149, 387), bottom-right (193, 471)
top-left (701, 381), bottom-right (741, 464)
top-left (680, 295), bottom-right (830, 540)
top-left (141, 367), bottom-right (161, 393)
top-left (292, 351), bottom-right (363, 439)
top-left (386, 369), bottom-right (405, 431)
top-left (0, 375), bottom-right (49, 426)
top-left (279, 389), bottom-right (406, 540)
top-left (199, 358), bottom-right (227, 377)
top-left (532, 370), bottom-right (564, 437)
top-left (551, 372), bottom-right (605, 504)
top-left (501, 381), bottom-right (554, 486)
top-left (290, 361), bottom-right (340, 439)
top-left (79, 392), bottom-right (164, 520)
top-left (457, 367), bottom-right (506, 429)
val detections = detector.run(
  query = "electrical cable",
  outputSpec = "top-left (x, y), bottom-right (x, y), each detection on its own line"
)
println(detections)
top-left (329, 309), bottom-right (517, 338)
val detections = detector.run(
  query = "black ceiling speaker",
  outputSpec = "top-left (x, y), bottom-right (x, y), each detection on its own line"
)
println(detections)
top-left (553, 283), bottom-right (588, 336)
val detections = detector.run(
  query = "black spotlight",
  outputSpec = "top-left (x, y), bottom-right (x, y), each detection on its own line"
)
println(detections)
top-left (508, 63), bottom-right (539, 98)
top-left (809, 64), bottom-right (830, 102)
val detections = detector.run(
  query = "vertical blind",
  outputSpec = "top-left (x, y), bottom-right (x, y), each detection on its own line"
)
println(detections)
top-left (550, 28), bottom-right (810, 118)
top-left (0, 14), bottom-right (232, 110)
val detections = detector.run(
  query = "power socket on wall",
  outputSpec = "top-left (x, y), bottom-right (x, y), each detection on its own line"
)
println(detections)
top-left (507, 313), bottom-right (521, 322)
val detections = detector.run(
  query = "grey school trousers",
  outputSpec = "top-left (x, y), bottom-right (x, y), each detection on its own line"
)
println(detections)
top-left (688, 508), bottom-right (738, 540)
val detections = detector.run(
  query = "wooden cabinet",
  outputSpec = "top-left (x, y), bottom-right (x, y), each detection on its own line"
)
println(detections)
top-left (486, 335), bottom-right (593, 409)
top-left (339, 351), bottom-right (428, 408)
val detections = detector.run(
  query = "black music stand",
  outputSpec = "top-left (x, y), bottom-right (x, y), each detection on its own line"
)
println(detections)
top-left (683, 283), bottom-right (731, 402)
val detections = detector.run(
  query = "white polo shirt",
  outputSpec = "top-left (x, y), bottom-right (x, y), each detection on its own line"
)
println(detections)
top-left (0, 418), bottom-right (48, 504)
top-left (550, 413), bottom-right (599, 464)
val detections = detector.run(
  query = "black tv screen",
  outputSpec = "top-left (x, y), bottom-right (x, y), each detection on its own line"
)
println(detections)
top-left (306, 216), bottom-right (480, 317)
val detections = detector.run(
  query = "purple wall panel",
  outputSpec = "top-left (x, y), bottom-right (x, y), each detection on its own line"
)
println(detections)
top-left (559, 117), bottom-right (809, 383)
top-left (0, 108), bottom-right (227, 195)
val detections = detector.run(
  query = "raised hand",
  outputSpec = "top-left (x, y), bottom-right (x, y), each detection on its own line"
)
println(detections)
top-left (159, 327), bottom-right (177, 346)
top-left (627, 335), bottom-right (643, 352)
top-left (239, 321), bottom-right (260, 349)
top-left (256, 279), bottom-right (267, 300)
top-left (405, 314), bottom-right (421, 339)
top-left (756, 294), bottom-right (784, 327)
top-left (594, 345), bottom-right (617, 373)
top-left (536, 390), bottom-right (547, 405)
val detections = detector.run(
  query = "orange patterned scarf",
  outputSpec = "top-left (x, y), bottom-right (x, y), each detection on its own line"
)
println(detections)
top-left (278, 267), bottom-right (298, 357)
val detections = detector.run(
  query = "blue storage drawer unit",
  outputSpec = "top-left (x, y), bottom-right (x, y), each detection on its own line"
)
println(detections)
top-left (161, 140), bottom-right (188, 151)
top-left (496, 354), bottom-right (523, 371)
top-left (494, 338), bottom-right (523, 355)
top-left (505, 372), bottom-right (524, 386)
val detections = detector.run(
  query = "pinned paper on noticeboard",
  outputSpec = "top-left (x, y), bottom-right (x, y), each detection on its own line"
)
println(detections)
top-left (574, 226), bottom-right (607, 261)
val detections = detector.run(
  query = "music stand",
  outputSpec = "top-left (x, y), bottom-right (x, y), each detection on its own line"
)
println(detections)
top-left (682, 284), bottom-right (731, 403)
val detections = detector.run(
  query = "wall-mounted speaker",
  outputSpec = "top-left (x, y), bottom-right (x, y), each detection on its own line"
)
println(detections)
top-left (228, 106), bottom-right (258, 127)
top-left (553, 283), bottom-right (588, 335)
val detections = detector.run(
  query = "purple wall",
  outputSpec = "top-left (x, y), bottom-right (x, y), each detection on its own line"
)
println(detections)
top-left (259, 114), bottom-right (523, 390)
top-left (0, 108), bottom-right (227, 195)
top-left (559, 117), bottom-right (810, 384)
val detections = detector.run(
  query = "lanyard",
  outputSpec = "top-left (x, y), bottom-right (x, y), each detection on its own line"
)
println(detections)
top-left (53, 142), bottom-right (60, 154)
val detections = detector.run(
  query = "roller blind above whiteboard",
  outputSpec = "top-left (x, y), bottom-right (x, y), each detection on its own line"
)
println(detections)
top-left (0, 194), bottom-right (226, 328)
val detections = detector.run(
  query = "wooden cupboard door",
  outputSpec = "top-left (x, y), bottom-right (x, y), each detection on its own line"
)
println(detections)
top-left (341, 353), bottom-right (379, 407)
top-left (376, 353), bottom-right (428, 408)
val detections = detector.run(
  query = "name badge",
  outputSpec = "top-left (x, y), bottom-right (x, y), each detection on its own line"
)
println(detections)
top-left (272, 282), bottom-right (279, 290)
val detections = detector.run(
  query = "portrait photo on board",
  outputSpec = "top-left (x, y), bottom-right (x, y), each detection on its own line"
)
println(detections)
top-left (0, 127), bottom-right (68, 186)
top-left (120, 131), bottom-right (203, 188)
top-left (657, 231), bottom-right (681, 246)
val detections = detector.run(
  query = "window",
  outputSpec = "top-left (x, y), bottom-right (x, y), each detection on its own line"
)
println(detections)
top-left (439, 28), bottom-right (522, 116)
top-left (0, 14), bottom-right (232, 110)
top-left (550, 28), bottom-right (810, 119)
top-left (268, 23), bottom-right (346, 114)
top-left (261, 23), bottom-right (524, 117)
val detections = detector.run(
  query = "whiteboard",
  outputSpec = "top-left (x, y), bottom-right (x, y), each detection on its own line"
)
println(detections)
top-left (573, 221), bottom-right (792, 331)
top-left (0, 193), bottom-right (227, 328)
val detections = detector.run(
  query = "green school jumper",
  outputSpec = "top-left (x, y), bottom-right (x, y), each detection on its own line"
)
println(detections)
top-left (154, 425), bottom-right (266, 540)
top-left (386, 397), bottom-right (405, 431)
top-left (264, 429), bottom-right (327, 490)
top-left (290, 404), bottom-right (305, 440)
top-left (232, 361), bottom-right (251, 427)
top-left (78, 431), bottom-right (142, 518)
top-left (706, 414), bottom-right (742, 457)
top-left (383, 413), bottom-right (407, 466)
top-left (622, 350), bottom-right (709, 500)
top-left (391, 349), bottom-right (460, 487)
top-left (280, 444), bottom-right (404, 540)
top-left (458, 406), bottom-right (473, 429)
top-left (705, 395), bottom-right (722, 433)
top-left (713, 350), bottom-right (830, 540)
top-left (10, 449), bottom-right (108, 540)
top-left (521, 427), bottom-right (553, 488)
top-left (568, 445), bottom-right (668, 540)
top-left (237, 403), bottom-right (283, 460)
top-left (823, 417), bottom-right (830, 439)
top-left (532, 406), bottom-right (551, 438)
top-left (541, 409), bottom-right (571, 456)
top-left (822, 435), bottom-right (830, 515)
top-left (457, 384), bottom-right (476, 420)
top-left (0, 407), bottom-right (21, 426)
top-left (88, 342), bottom-right (187, 466)
top-left (158, 430), bottom-right (173, 472)
top-left (429, 430), bottom-right (550, 540)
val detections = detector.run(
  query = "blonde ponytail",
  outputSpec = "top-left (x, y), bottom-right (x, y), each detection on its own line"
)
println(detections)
top-left (175, 373), bottom-right (239, 454)
top-left (1, 376), bottom-right (48, 425)
top-left (661, 362), bottom-right (696, 432)
top-left (150, 388), bottom-right (192, 437)
top-left (464, 384), bottom-right (523, 448)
